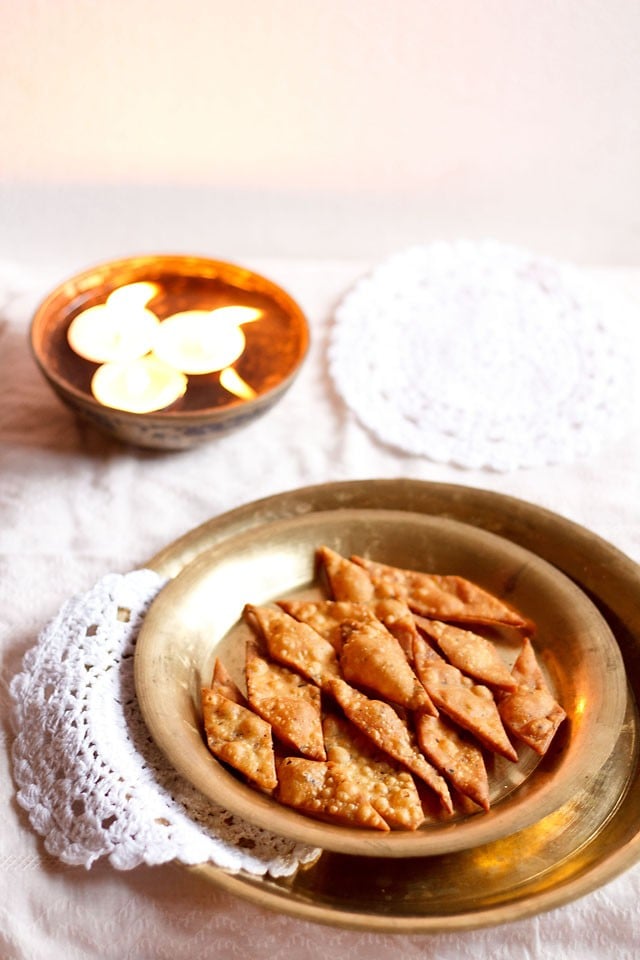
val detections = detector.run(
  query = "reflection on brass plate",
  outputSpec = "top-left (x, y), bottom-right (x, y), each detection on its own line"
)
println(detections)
top-left (136, 509), bottom-right (625, 859)
top-left (137, 480), bottom-right (640, 931)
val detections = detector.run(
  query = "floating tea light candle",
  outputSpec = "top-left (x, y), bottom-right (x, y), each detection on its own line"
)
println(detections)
top-left (154, 306), bottom-right (261, 375)
top-left (29, 255), bottom-right (309, 449)
top-left (91, 355), bottom-right (188, 414)
top-left (67, 282), bottom-right (160, 363)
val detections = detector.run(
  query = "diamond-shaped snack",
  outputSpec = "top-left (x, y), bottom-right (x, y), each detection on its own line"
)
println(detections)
top-left (245, 641), bottom-right (326, 760)
top-left (371, 597), bottom-right (423, 661)
top-left (415, 711), bottom-right (490, 811)
top-left (497, 637), bottom-right (567, 755)
top-left (201, 686), bottom-right (278, 793)
top-left (277, 756), bottom-right (389, 830)
top-left (243, 603), bottom-right (340, 689)
top-left (210, 656), bottom-right (245, 704)
top-left (351, 555), bottom-right (534, 631)
top-left (277, 598), bottom-right (359, 652)
top-left (328, 676), bottom-right (453, 814)
top-left (416, 617), bottom-right (517, 691)
top-left (323, 713), bottom-right (425, 830)
top-left (279, 597), bottom-right (421, 662)
top-left (339, 615), bottom-right (435, 712)
top-left (412, 632), bottom-right (518, 762)
top-left (316, 545), bottom-right (376, 601)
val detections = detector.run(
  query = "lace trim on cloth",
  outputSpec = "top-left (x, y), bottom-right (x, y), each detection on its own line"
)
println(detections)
top-left (9, 570), bottom-right (320, 876)
top-left (329, 240), bottom-right (638, 471)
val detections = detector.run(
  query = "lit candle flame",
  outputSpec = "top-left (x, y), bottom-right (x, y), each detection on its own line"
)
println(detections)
top-left (208, 305), bottom-right (262, 326)
top-left (106, 281), bottom-right (158, 309)
top-left (219, 366), bottom-right (257, 400)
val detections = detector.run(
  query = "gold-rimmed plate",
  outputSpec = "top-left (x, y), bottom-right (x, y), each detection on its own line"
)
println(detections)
top-left (136, 479), bottom-right (640, 931)
top-left (136, 504), bottom-right (625, 860)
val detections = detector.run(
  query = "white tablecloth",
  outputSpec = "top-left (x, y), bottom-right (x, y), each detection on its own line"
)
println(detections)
top-left (1, 257), bottom-right (639, 959)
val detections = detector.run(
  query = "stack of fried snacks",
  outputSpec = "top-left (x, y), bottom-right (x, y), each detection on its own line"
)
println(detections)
top-left (201, 546), bottom-right (566, 832)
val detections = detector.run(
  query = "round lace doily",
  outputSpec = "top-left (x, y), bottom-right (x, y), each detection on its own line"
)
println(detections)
top-left (329, 240), bottom-right (637, 471)
top-left (10, 570), bottom-right (319, 876)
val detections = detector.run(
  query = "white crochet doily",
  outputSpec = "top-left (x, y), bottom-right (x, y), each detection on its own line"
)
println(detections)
top-left (10, 570), bottom-right (320, 876)
top-left (329, 240), bottom-right (638, 471)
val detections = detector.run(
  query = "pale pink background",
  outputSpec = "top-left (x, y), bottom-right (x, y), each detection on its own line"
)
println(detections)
top-left (1, 0), bottom-right (640, 266)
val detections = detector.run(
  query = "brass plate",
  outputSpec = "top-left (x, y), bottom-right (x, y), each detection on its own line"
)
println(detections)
top-left (136, 510), bottom-right (624, 858)
top-left (139, 480), bottom-right (640, 931)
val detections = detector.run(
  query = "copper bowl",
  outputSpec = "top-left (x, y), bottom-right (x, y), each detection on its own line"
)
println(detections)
top-left (29, 254), bottom-right (310, 450)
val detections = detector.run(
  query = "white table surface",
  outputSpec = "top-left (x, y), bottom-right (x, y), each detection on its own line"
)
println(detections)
top-left (1, 256), bottom-right (639, 959)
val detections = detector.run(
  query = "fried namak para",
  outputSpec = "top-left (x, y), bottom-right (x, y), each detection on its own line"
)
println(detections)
top-left (316, 545), bottom-right (376, 601)
top-left (277, 599), bottom-right (363, 653)
top-left (323, 713), bottom-right (425, 830)
top-left (416, 617), bottom-right (516, 691)
top-left (277, 756), bottom-right (389, 831)
top-left (328, 677), bottom-right (453, 814)
top-left (279, 597), bottom-right (420, 661)
top-left (339, 615), bottom-right (436, 713)
top-left (245, 641), bottom-right (326, 760)
top-left (201, 686), bottom-right (278, 793)
top-left (352, 555), bottom-right (534, 631)
top-left (414, 711), bottom-right (490, 811)
top-left (372, 597), bottom-right (422, 661)
top-left (211, 657), bottom-right (245, 704)
top-left (497, 637), bottom-right (567, 755)
top-left (412, 633), bottom-right (518, 762)
top-left (244, 603), bottom-right (340, 689)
